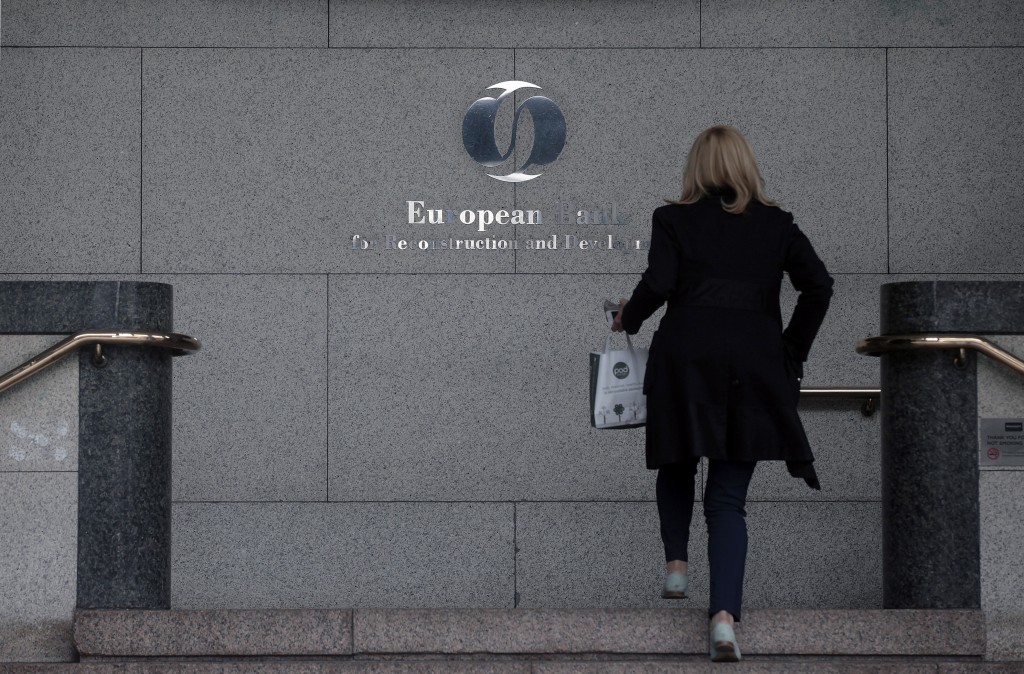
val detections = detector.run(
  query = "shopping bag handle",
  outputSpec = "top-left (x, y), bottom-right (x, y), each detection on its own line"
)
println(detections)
top-left (603, 331), bottom-right (637, 355)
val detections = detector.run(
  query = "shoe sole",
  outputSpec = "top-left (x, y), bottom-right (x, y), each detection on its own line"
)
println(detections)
top-left (711, 641), bottom-right (740, 662)
top-left (661, 591), bottom-right (687, 598)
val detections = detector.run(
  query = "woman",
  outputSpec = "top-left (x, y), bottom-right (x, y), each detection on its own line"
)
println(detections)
top-left (611, 125), bottom-right (834, 662)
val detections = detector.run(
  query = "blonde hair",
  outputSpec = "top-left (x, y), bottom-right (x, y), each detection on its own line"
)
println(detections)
top-left (667, 125), bottom-right (779, 215)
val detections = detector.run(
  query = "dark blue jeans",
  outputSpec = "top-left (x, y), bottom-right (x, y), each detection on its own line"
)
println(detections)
top-left (656, 457), bottom-right (757, 622)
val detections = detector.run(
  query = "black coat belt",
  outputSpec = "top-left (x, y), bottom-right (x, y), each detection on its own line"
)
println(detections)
top-left (668, 277), bottom-right (775, 316)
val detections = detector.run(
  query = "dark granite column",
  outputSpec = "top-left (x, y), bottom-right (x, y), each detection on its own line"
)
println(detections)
top-left (0, 281), bottom-right (174, 609)
top-left (879, 281), bottom-right (1024, 609)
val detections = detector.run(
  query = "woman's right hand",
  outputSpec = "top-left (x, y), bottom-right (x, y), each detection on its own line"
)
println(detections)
top-left (610, 298), bottom-right (629, 332)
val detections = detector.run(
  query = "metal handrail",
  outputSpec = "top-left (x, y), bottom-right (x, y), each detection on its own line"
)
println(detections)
top-left (0, 330), bottom-right (201, 395)
top-left (801, 387), bottom-right (880, 416)
top-left (856, 333), bottom-right (1024, 375)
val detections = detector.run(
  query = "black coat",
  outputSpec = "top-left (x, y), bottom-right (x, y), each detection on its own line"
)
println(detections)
top-left (620, 189), bottom-right (834, 490)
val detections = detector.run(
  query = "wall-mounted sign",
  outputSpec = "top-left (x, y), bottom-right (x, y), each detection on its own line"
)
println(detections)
top-left (979, 418), bottom-right (1024, 467)
top-left (349, 79), bottom-right (647, 254)
top-left (462, 81), bottom-right (566, 183)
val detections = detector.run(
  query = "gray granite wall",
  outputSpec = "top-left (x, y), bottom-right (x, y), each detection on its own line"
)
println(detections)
top-left (978, 334), bottom-right (1024, 661)
top-left (1, 0), bottom-right (1022, 647)
top-left (0, 336), bottom-right (78, 661)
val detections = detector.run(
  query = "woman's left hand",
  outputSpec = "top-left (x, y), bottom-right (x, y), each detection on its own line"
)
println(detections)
top-left (610, 297), bottom-right (629, 332)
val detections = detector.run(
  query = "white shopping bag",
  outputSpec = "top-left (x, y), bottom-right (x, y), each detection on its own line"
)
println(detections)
top-left (590, 333), bottom-right (648, 429)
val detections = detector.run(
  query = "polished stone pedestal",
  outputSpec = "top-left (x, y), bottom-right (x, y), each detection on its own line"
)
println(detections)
top-left (0, 281), bottom-right (174, 609)
top-left (879, 281), bottom-right (1024, 609)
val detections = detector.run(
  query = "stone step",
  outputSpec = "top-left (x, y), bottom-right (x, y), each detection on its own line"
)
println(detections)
top-left (3, 658), bottom-right (1024, 674)
top-left (70, 608), bottom-right (984, 659)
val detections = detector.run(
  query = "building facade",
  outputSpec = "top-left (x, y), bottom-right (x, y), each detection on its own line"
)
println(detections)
top-left (1, 0), bottom-right (1023, 662)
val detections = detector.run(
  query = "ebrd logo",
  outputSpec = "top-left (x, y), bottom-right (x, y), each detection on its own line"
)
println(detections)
top-left (613, 362), bottom-right (630, 379)
top-left (462, 80), bottom-right (567, 183)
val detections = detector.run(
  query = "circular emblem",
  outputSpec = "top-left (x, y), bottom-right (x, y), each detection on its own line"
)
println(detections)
top-left (988, 447), bottom-right (1000, 461)
top-left (612, 362), bottom-right (630, 379)
top-left (462, 81), bottom-right (566, 183)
